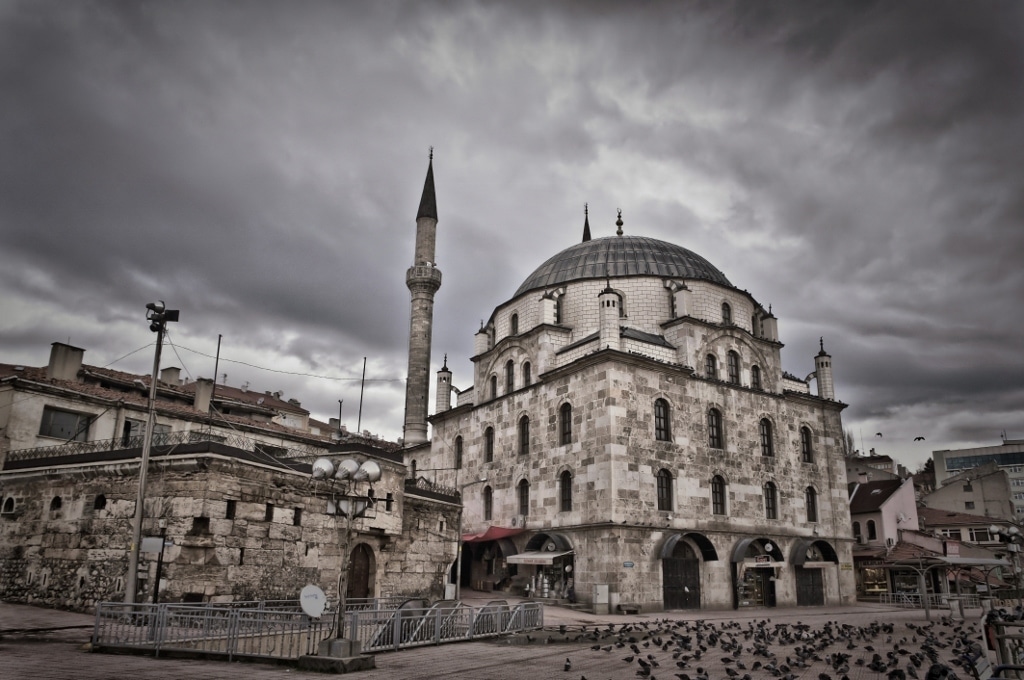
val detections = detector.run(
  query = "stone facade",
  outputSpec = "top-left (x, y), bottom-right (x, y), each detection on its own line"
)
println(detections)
top-left (0, 443), bottom-right (459, 611)
top-left (413, 229), bottom-right (855, 611)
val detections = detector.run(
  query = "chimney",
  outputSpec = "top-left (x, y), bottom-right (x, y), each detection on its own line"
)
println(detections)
top-left (193, 378), bottom-right (215, 413)
top-left (47, 342), bottom-right (85, 381)
top-left (160, 367), bottom-right (181, 386)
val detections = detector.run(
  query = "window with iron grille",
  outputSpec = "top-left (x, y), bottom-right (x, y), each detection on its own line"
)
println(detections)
top-left (708, 408), bottom-right (723, 449)
top-left (559, 403), bottom-right (572, 445)
top-left (805, 487), bottom-right (817, 522)
top-left (505, 360), bottom-right (515, 394)
top-left (518, 479), bottom-right (530, 516)
top-left (560, 471), bottom-right (572, 512)
top-left (484, 486), bottom-right (493, 521)
top-left (712, 475), bottom-right (727, 515)
top-left (751, 365), bottom-right (762, 390)
top-left (764, 482), bottom-right (778, 519)
top-left (657, 469), bottom-right (673, 511)
top-left (518, 416), bottom-right (530, 455)
top-left (455, 436), bottom-right (463, 469)
top-left (654, 399), bottom-right (672, 442)
top-left (721, 302), bottom-right (732, 325)
top-left (484, 427), bottom-right (494, 463)
top-left (522, 362), bottom-right (532, 386)
top-left (801, 427), bottom-right (813, 463)
top-left (727, 351), bottom-right (740, 384)
top-left (705, 354), bottom-right (718, 380)
top-left (760, 418), bottom-right (774, 457)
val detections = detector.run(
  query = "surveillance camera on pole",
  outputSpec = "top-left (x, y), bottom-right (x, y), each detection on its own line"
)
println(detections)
top-left (125, 300), bottom-right (179, 604)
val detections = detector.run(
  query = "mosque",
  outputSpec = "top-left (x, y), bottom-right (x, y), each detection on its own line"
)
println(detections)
top-left (402, 157), bottom-right (855, 611)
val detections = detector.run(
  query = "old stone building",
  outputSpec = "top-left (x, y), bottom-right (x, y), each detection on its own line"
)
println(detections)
top-left (405, 181), bottom-right (855, 610)
top-left (0, 343), bottom-right (460, 611)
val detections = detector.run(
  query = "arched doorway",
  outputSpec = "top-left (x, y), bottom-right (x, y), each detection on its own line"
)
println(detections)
top-left (731, 537), bottom-right (783, 609)
top-left (662, 540), bottom-right (700, 609)
top-left (347, 543), bottom-right (375, 599)
top-left (660, 532), bottom-right (717, 610)
top-left (790, 539), bottom-right (838, 607)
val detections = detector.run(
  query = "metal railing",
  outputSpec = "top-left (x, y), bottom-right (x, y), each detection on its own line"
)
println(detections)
top-left (878, 592), bottom-right (981, 609)
top-left (351, 599), bottom-right (543, 652)
top-left (8, 430), bottom-right (330, 464)
top-left (93, 598), bottom-right (543, 661)
top-left (93, 601), bottom-right (331, 661)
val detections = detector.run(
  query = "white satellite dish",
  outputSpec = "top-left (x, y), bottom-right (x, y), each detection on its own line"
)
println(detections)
top-left (300, 584), bottom-right (327, 618)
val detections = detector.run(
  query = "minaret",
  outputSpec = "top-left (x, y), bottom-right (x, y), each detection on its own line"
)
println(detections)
top-left (814, 337), bottom-right (835, 400)
top-left (436, 354), bottom-right (453, 413)
top-left (598, 282), bottom-right (621, 351)
top-left (403, 151), bottom-right (442, 445)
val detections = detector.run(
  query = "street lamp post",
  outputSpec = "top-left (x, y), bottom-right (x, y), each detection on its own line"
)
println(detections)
top-left (455, 477), bottom-right (487, 602)
top-left (309, 457), bottom-right (380, 658)
top-left (991, 524), bottom-right (1024, 610)
top-left (125, 301), bottom-right (178, 604)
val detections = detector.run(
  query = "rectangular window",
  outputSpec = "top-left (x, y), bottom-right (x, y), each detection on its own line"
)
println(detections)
top-left (940, 528), bottom-right (962, 539)
top-left (964, 483), bottom-right (973, 492)
top-left (965, 501), bottom-right (975, 510)
top-left (385, 493), bottom-right (394, 512)
top-left (265, 503), bottom-right (274, 522)
top-left (38, 406), bottom-right (91, 442)
top-left (293, 508), bottom-right (302, 526)
top-left (970, 528), bottom-right (991, 542)
top-left (226, 499), bottom-right (236, 520)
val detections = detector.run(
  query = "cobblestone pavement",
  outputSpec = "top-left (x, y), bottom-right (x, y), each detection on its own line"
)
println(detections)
top-left (1, 599), bottom-right (988, 680)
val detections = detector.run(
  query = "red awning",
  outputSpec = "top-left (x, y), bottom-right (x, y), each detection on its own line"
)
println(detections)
top-left (462, 526), bottom-right (525, 543)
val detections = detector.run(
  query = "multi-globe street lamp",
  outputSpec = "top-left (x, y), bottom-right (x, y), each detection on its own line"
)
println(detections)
top-left (990, 524), bottom-right (1024, 610)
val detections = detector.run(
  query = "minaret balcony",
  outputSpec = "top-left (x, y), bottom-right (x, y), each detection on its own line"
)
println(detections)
top-left (406, 265), bottom-right (443, 290)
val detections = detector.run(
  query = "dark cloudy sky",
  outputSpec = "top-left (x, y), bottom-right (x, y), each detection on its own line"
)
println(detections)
top-left (3, 1), bottom-right (1022, 470)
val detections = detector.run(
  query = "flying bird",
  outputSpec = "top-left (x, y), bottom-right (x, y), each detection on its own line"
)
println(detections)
top-left (876, 433), bottom-right (883, 437)
top-left (914, 437), bottom-right (926, 441)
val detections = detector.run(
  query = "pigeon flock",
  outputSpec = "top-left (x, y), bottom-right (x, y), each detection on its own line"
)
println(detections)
top-left (551, 615), bottom-right (983, 680)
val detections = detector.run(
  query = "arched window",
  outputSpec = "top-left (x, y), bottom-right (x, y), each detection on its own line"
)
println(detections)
top-left (656, 468), bottom-right (673, 511)
top-left (853, 521), bottom-right (862, 538)
top-left (760, 418), bottom-right (774, 457)
top-left (522, 361), bottom-right (532, 387)
top-left (454, 436), bottom-right (463, 469)
top-left (518, 415), bottom-right (530, 455)
top-left (654, 398), bottom-right (672, 442)
top-left (518, 479), bottom-right (530, 516)
top-left (560, 470), bottom-right (572, 512)
top-left (751, 314), bottom-right (759, 336)
top-left (711, 475), bottom-right (727, 515)
top-left (50, 496), bottom-right (62, 512)
top-left (721, 302), bottom-right (732, 325)
top-left (489, 375), bottom-right (497, 399)
top-left (800, 426), bottom-right (813, 463)
top-left (705, 354), bottom-right (718, 380)
top-left (805, 486), bottom-right (818, 523)
top-left (751, 365), bottom-right (762, 390)
top-left (483, 486), bottom-right (493, 521)
top-left (484, 427), bottom-right (494, 463)
top-left (505, 360), bottom-right (515, 394)
top-left (727, 351), bottom-right (740, 384)
top-left (2, 497), bottom-right (14, 513)
top-left (707, 408), bottom-right (723, 449)
top-left (559, 403), bottom-right (572, 446)
top-left (510, 313), bottom-right (519, 336)
top-left (867, 519), bottom-right (877, 540)
top-left (93, 494), bottom-right (107, 511)
top-left (763, 482), bottom-right (778, 519)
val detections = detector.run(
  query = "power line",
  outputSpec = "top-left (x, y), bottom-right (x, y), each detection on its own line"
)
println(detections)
top-left (170, 343), bottom-right (405, 383)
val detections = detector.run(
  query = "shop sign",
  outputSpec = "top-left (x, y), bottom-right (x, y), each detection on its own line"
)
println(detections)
top-left (840, 563), bottom-right (853, 570)
top-left (755, 555), bottom-right (770, 564)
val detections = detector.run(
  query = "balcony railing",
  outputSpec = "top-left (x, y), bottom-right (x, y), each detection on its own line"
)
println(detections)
top-left (7, 430), bottom-right (330, 465)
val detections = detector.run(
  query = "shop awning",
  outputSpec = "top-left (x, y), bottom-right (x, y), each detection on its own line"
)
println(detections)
top-left (506, 550), bottom-right (574, 565)
top-left (462, 526), bottom-right (526, 543)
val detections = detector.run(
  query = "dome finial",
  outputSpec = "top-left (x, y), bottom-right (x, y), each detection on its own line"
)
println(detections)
top-left (582, 203), bottom-right (592, 242)
top-left (429, 146), bottom-right (433, 161)
top-left (615, 209), bottom-right (623, 236)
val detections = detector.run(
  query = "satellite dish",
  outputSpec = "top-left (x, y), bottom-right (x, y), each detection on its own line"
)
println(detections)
top-left (311, 458), bottom-right (335, 480)
top-left (300, 584), bottom-right (327, 618)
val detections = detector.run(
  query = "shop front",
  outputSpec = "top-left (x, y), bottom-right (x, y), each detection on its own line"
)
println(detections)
top-left (731, 537), bottom-right (785, 609)
top-left (506, 532), bottom-right (576, 601)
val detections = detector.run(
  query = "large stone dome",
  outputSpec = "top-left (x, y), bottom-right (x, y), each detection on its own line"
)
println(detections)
top-left (514, 235), bottom-right (732, 297)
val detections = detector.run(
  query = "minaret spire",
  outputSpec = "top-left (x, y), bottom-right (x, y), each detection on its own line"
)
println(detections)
top-left (404, 150), bottom-right (443, 445)
top-left (582, 203), bottom-right (592, 242)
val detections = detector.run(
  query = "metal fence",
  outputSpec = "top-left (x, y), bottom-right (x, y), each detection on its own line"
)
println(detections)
top-left (93, 601), bottom-right (331, 661)
top-left (93, 598), bottom-right (543, 661)
top-left (877, 592), bottom-right (981, 609)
